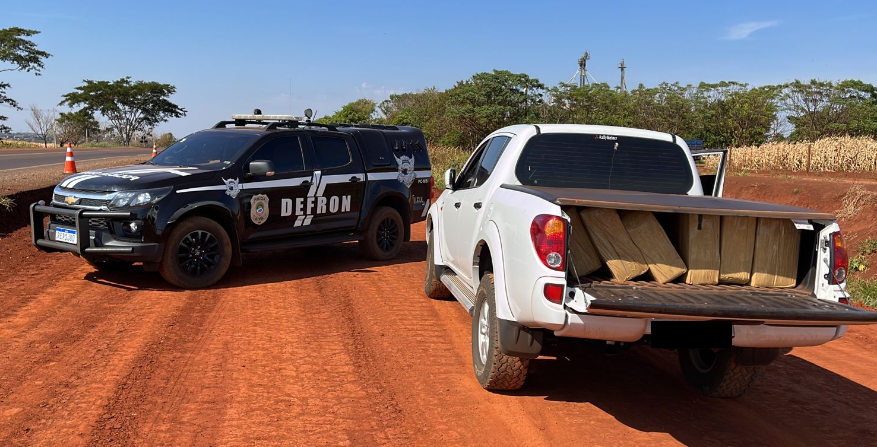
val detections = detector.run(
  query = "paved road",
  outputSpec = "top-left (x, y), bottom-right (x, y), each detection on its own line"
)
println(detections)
top-left (0, 147), bottom-right (152, 172)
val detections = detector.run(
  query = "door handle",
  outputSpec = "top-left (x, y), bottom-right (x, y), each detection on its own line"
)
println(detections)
top-left (454, 202), bottom-right (461, 209)
top-left (473, 202), bottom-right (482, 209)
top-left (349, 176), bottom-right (361, 183)
top-left (301, 180), bottom-right (312, 187)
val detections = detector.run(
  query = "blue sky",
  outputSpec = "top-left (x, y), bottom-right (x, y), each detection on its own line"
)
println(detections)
top-left (2, 0), bottom-right (875, 137)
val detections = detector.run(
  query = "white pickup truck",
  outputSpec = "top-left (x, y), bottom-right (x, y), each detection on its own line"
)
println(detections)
top-left (424, 124), bottom-right (877, 397)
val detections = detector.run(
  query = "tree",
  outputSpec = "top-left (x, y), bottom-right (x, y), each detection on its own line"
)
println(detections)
top-left (318, 98), bottom-right (377, 124)
top-left (0, 28), bottom-right (51, 133)
top-left (25, 105), bottom-right (54, 147)
top-left (59, 77), bottom-right (186, 146)
top-left (380, 88), bottom-right (455, 145)
top-left (445, 70), bottom-right (546, 148)
top-left (55, 109), bottom-right (99, 145)
top-left (155, 132), bottom-right (176, 148)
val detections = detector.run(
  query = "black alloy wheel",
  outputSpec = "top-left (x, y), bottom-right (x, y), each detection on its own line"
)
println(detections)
top-left (176, 230), bottom-right (221, 277)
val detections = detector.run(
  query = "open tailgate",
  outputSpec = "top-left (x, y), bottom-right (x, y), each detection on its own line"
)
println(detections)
top-left (577, 282), bottom-right (877, 326)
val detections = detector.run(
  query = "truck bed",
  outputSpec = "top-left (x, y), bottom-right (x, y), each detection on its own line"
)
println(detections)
top-left (577, 280), bottom-right (877, 325)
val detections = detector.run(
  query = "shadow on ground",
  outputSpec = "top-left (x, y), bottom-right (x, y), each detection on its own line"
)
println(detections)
top-left (82, 240), bottom-right (427, 292)
top-left (515, 343), bottom-right (876, 446)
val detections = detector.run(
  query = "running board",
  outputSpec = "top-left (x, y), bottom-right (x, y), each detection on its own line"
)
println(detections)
top-left (440, 270), bottom-right (476, 315)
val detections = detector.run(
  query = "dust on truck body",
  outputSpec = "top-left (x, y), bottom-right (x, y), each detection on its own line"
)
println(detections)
top-left (425, 123), bottom-right (877, 397)
top-left (31, 112), bottom-right (434, 289)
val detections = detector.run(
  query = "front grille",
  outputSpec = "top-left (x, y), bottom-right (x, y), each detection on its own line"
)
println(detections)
top-left (52, 214), bottom-right (108, 230)
top-left (52, 193), bottom-right (110, 208)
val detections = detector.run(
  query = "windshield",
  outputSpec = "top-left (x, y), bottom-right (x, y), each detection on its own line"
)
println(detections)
top-left (515, 133), bottom-right (694, 194)
top-left (150, 131), bottom-right (261, 168)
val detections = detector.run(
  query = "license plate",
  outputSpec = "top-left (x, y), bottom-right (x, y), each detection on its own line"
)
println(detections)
top-left (651, 321), bottom-right (732, 348)
top-left (55, 227), bottom-right (77, 244)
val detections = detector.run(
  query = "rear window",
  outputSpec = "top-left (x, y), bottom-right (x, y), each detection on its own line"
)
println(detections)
top-left (515, 133), bottom-right (693, 194)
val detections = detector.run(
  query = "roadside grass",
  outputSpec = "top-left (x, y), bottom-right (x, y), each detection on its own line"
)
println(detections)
top-left (837, 184), bottom-right (877, 220)
top-left (848, 277), bottom-right (877, 308)
top-left (0, 195), bottom-right (13, 211)
top-left (429, 145), bottom-right (471, 189)
top-left (0, 140), bottom-right (40, 149)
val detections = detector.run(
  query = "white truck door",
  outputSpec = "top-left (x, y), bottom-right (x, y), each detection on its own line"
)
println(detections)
top-left (449, 136), bottom-right (511, 283)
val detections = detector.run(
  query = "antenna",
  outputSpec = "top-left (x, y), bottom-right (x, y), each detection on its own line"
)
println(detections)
top-left (578, 51), bottom-right (590, 87)
top-left (618, 59), bottom-right (627, 91)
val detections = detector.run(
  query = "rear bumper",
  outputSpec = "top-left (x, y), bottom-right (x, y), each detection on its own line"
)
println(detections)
top-left (30, 203), bottom-right (162, 263)
top-left (555, 312), bottom-right (847, 348)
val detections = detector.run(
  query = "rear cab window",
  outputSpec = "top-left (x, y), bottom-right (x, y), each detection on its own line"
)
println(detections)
top-left (312, 136), bottom-right (353, 170)
top-left (515, 133), bottom-right (693, 194)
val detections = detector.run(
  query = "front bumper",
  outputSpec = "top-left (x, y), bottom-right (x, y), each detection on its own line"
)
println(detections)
top-left (30, 203), bottom-right (162, 263)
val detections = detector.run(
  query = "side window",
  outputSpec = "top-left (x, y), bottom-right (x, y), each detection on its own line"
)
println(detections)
top-left (455, 140), bottom-right (490, 189)
top-left (249, 136), bottom-right (305, 174)
top-left (474, 136), bottom-right (510, 186)
top-left (312, 136), bottom-right (352, 170)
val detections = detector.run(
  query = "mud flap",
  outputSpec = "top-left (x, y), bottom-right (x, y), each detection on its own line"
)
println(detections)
top-left (498, 319), bottom-right (543, 359)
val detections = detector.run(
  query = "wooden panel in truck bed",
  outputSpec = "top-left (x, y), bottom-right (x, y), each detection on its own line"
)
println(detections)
top-left (501, 185), bottom-right (835, 220)
top-left (578, 281), bottom-right (877, 325)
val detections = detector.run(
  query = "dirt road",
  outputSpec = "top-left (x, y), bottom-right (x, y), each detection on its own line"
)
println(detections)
top-left (1, 221), bottom-right (876, 446)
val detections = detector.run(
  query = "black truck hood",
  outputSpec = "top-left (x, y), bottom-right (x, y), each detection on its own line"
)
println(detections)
top-left (57, 164), bottom-right (217, 192)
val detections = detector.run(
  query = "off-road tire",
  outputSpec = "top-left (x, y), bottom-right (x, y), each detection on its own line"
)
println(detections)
top-left (360, 206), bottom-right (404, 261)
top-left (678, 347), bottom-right (759, 398)
top-left (424, 230), bottom-right (451, 299)
top-left (85, 259), bottom-right (134, 271)
top-left (159, 216), bottom-right (232, 289)
top-left (472, 273), bottom-right (529, 390)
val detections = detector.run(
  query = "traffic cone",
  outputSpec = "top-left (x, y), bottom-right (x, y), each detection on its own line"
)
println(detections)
top-left (63, 143), bottom-right (78, 174)
top-left (152, 143), bottom-right (157, 157)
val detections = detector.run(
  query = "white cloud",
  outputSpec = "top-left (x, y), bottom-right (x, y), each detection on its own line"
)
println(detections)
top-left (356, 82), bottom-right (405, 99)
top-left (722, 20), bottom-right (779, 40)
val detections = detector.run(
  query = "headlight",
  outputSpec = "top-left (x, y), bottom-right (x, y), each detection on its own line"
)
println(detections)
top-left (109, 187), bottom-right (172, 209)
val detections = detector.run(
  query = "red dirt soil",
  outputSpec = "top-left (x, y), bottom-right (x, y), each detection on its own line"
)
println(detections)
top-left (0, 177), bottom-right (875, 445)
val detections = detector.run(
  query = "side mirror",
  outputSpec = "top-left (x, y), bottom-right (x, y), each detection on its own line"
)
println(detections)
top-left (444, 168), bottom-right (456, 191)
top-left (248, 160), bottom-right (275, 177)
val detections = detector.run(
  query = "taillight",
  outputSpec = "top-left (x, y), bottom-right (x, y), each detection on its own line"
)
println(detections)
top-left (530, 214), bottom-right (567, 271)
top-left (831, 232), bottom-right (848, 285)
top-left (429, 176), bottom-right (435, 201)
top-left (543, 283), bottom-right (564, 304)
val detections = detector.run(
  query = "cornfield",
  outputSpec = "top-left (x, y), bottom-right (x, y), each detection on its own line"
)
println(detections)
top-left (726, 136), bottom-right (877, 173)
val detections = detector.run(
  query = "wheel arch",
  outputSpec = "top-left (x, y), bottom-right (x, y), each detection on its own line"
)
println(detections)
top-left (165, 203), bottom-right (242, 267)
top-left (365, 192), bottom-right (411, 242)
top-left (474, 221), bottom-right (514, 321)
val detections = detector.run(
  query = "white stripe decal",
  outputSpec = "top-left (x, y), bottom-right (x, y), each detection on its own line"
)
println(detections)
top-left (303, 215), bottom-right (313, 226)
top-left (366, 172), bottom-right (398, 181)
top-left (415, 169), bottom-right (432, 178)
top-left (307, 171), bottom-right (322, 197)
top-left (176, 176), bottom-right (311, 194)
top-left (66, 175), bottom-right (99, 188)
top-left (61, 174), bottom-right (88, 187)
top-left (421, 199), bottom-right (430, 217)
top-left (294, 216), bottom-right (304, 227)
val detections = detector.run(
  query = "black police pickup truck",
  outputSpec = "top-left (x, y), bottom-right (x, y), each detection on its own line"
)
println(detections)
top-left (31, 112), bottom-right (434, 288)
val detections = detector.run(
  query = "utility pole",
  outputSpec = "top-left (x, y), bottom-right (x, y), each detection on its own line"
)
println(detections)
top-left (578, 51), bottom-right (590, 87)
top-left (618, 59), bottom-right (627, 91)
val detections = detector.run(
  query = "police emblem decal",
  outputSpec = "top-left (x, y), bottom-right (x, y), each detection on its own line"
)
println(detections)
top-left (250, 194), bottom-right (269, 225)
top-left (394, 154), bottom-right (416, 188)
top-left (222, 177), bottom-right (242, 198)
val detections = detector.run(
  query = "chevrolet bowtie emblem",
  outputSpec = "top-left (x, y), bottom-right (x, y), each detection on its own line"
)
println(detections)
top-left (65, 196), bottom-right (79, 205)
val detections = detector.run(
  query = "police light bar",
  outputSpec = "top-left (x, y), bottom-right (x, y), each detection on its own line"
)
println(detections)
top-left (231, 114), bottom-right (302, 121)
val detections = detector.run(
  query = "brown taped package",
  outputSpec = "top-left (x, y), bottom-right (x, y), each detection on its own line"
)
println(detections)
top-left (579, 208), bottom-right (649, 282)
top-left (750, 218), bottom-right (801, 288)
top-left (719, 216), bottom-right (757, 284)
top-left (620, 211), bottom-right (687, 283)
top-left (566, 209), bottom-right (602, 277)
top-left (677, 214), bottom-right (721, 285)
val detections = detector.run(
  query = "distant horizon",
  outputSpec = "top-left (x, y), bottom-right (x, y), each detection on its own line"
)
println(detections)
top-left (2, 0), bottom-right (875, 139)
